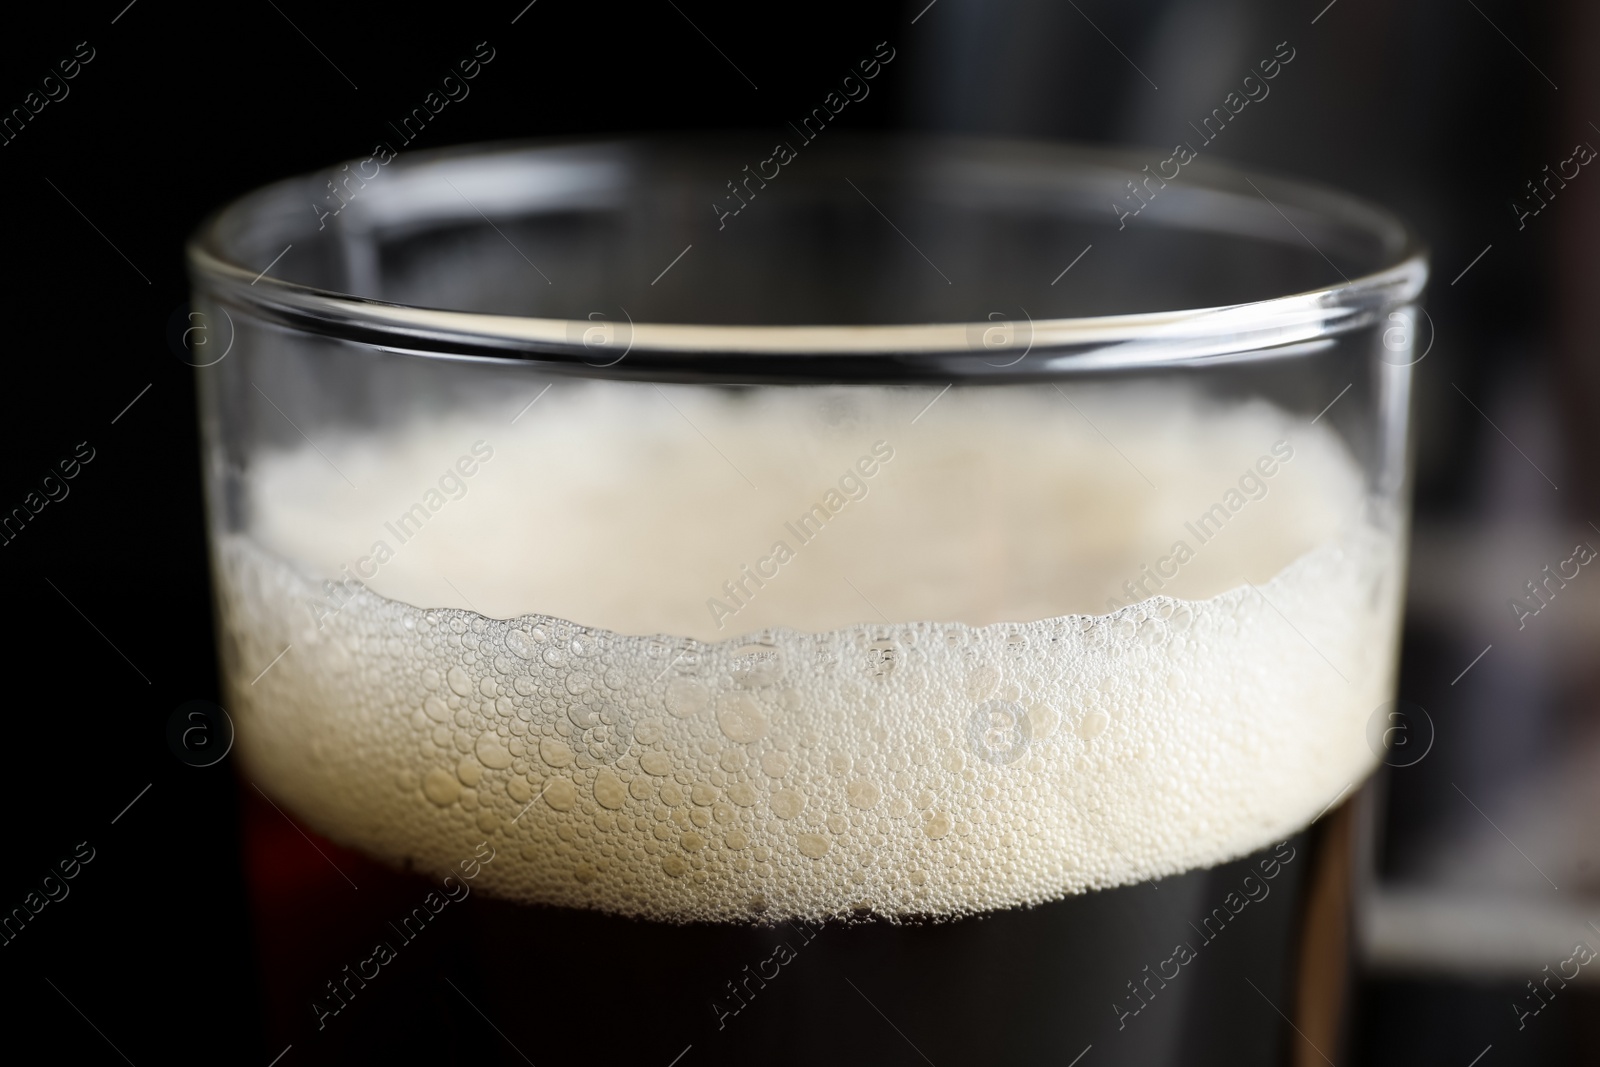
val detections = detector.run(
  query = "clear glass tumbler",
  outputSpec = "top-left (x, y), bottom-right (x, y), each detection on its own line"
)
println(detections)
top-left (188, 135), bottom-right (1425, 1066)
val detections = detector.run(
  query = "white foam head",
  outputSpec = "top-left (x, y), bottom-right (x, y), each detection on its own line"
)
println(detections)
top-left (220, 383), bottom-right (1397, 921)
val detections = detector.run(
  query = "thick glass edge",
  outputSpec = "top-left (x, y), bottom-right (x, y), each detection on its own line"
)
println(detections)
top-left (186, 135), bottom-right (1430, 376)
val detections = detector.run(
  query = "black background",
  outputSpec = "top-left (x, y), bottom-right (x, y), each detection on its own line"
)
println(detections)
top-left (0, 0), bottom-right (1592, 1063)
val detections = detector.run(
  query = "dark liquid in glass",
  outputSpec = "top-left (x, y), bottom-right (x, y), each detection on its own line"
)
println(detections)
top-left (246, 790), bottom-right (1339, 1066)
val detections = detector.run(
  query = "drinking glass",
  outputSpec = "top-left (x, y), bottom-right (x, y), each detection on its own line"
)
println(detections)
top-left (188, 135), bottom-right (1425, 1065)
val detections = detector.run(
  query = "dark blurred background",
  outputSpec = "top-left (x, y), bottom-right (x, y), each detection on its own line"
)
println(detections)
top-left (0, 1), bottom-right (1595, 1063)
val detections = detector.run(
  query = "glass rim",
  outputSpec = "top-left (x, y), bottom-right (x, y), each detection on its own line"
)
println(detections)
top-left (187, 134), bottom-right (1429, 380)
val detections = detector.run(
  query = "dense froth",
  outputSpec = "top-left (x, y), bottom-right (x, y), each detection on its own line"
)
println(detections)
top-left (217, 387), bottom-right (1401, 922)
